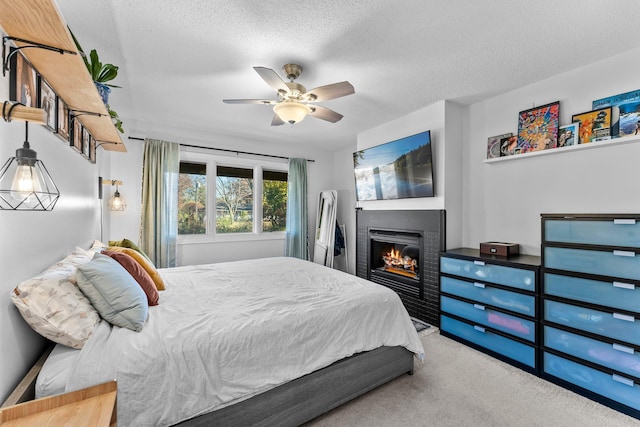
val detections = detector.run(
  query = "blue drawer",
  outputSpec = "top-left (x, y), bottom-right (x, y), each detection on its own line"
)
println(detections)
top-left (440, 257), bottom-right (535, 291)
top-left (441, 296), bottom-right (535, 342)
top-left (545, 273), bottom-right (640, 313)
top-left (544, 247), bottom-right (640, 281)
top-left (545, 218), bottom-right (640, 247)
top-left (441, 315), bottom-right (535, 368)
top-left (544, 326), bottom-right (640, 379)
top-left (441, 276), bottom-right (535, 317)
top-left (545, 300), bottom-right (640, 346)
top-left (544, 352), bottom-right (640, 411)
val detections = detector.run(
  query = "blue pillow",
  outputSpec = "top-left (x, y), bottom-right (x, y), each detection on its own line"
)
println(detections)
top-left (76, 253), bottom-right (149, 332)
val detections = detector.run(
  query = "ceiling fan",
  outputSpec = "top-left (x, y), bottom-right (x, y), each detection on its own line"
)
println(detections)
top-left (223, 64), bottom-right (355, 126)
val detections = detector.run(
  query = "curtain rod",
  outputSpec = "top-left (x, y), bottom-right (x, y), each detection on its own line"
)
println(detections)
top-left (127, 136), bottom-right (315, 163)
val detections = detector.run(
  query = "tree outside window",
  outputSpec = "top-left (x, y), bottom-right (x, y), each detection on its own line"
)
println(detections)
top-left (178, 162), bottom-right (207, 235)
top-left (216, 166), bottom-right (253, 233)
top-left (263, 170), bottom-right (287, 232)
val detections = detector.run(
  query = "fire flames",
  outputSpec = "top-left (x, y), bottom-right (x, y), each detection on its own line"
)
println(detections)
top-left (382, 247), bottom-right (417, 276)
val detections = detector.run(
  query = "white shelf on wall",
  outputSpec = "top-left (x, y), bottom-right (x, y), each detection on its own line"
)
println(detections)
top-left (484, 134), bottom-right (640, 164)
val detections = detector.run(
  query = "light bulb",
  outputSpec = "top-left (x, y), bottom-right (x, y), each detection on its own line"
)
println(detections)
top-left (10, 164), bottom-right (42, 201)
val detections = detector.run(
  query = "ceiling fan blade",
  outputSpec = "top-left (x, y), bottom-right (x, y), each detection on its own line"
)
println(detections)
top-left (222, 99), bottom-right (275, 104)
top-left (271, 114), bottom-right (285, 126)
top-left (309, 105), bottom-right (343, 123)
top-left (305, 81), bottom-right (355, 102)
top-left (253, 67), bottom-right (289, 92)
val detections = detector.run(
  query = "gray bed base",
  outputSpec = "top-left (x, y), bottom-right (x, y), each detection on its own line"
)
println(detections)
top-left (3, 344), bottom-right (414, 426)
top-left (178, 345), bottom-right (414, 426)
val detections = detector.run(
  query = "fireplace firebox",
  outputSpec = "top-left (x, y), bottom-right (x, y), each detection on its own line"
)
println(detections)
top-left (370, 230), bottom-right (422, 298)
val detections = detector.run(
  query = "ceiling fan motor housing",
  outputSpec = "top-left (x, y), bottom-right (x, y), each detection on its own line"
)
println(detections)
top-left (283, 63), bottom-right (303, 81)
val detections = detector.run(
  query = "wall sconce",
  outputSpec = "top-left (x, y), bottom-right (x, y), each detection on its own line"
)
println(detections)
top-left (100, 178), bottom-right (126, 211)
top-left (0, 101), bottom-right (59, 211)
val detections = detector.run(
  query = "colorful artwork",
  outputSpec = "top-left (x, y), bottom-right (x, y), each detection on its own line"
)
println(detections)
top-left (572, 107), bottom-right (616, 144)
top-left (557, 123), bottom-right (579, 148)
top-left (487, 133), bottom-right (511, 159)
top-left (499, 135), bottom-right (519, 156)
top-left (593, 89), bottom-right (640, 137)
top-left (517, 102), bottom-right (560, 153)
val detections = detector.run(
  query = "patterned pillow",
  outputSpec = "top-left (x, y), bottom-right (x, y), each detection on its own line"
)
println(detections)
top-left (11, 253), bottom-right (101, 349)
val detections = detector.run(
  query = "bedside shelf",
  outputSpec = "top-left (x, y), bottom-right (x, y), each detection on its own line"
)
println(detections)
top-left (0, 0), bottom-right (125, 152)
top-left (484, 134), bottom-right (639, 164)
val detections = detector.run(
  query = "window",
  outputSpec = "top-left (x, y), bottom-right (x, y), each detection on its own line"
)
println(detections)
top-left (178, 162), bottom-right (207, 235)
top-left (262, 170), bottom-right (287, 232)
top-left (178, 152), bottom-right (287, 240)
top-left (216, 166), bottom-right (253, 234)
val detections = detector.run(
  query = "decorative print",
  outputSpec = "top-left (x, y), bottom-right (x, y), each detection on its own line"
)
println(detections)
top-left (38, 77), bottom-right (57, 131)
top-left (487, 133), bottom-right (512, 159)
top-left (592, 89), bottom-right (640, 137)
top-left (517, 102), bottom-right (560, 153)
top-left (572, 107), bottom-right (618, 143)
top-left (557, 123), bottom-right (579, 148)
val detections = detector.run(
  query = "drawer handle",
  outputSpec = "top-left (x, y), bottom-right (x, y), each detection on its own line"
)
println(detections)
top-left (473, 282), bottom-right (486, 289)
top-left (613, 250), bottom-right (635, 258)
top-left (613, 343), bottom-right (635, 355)
top-left (474, 260), bottom-right (485, 266)
top-left (613, 313), bottom-right (636, 323)
top-left (612, 374), bottom-right (635, 387)
top-left (473, 304), bottom-right (486, 311)
top-left (613, 281), bottom-right (636, 290)
top-left (473, 325), bottom-right (486, 333)
top-left (614, 219), bottom-right (636, 225)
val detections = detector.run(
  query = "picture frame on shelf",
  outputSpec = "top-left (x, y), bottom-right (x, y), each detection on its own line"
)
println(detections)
top-left (572, 106), bottom-right (618, 144)
top-left (71, 118), bottom-right (83, 152)
top-left (57, 100), bottom-right (70, 142)
top-left (89, 136), bottom-right (96, 163)
top-left (82, 127), bottom-right (90, 158)
top-left (10, 50), bottom-right (38, 108)
top-left (557, 123), bottom-right (579, 148)
top-left (38, 77), bottom-right (57, 131)
top-left (592, 89), bottom-right (639, 138)
top-left (517, 101), bottom-right (560, 153)
top-left (500, 135), bottom-right (519, 156)
top-left (487, 132), bottom-right (512, 159)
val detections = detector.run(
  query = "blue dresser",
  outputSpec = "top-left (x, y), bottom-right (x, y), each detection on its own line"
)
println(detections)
top-left (439, 248), bottom-right (540, 373)
top-left (542, 214), bottom-right (640, 419)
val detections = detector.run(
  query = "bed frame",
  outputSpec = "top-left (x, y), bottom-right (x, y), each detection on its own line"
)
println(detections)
top-left (3, 344), bottom-right (414, 426)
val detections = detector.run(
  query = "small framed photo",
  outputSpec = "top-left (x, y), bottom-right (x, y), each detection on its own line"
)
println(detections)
top-left (517, 101), bottom-right (560, 153)
top-left (71, 118), bottom-right (83, 152)
top-left (38, 77), bottom-right (57, 131)
top-left (487, 133), bottom-right (512, 159)
top-left (89, 136), bottom-right (97, 163)
top-left (557, 123), bottom-right (579, 148)
top-left (500, 135), bottom-right (519, 156)
top-left (57, 100), bottom-right (70, 141)
top-left (572, 107), bottom-right (616, 144)
top-left (82, 127), bottom-right (90, 158)
top-left (10, 50), bottom-right (38, 107)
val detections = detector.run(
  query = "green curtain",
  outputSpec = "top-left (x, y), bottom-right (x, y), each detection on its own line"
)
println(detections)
top-left (140, 138), bottom-right (180, 268)
top-left (285, 158), bottom-right (308, 260)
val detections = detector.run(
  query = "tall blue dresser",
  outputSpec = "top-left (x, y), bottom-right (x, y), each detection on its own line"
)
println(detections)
top-left (542, 213), bottom-right (640, 419)
top-left (439, 248), bottom-right (541, 374)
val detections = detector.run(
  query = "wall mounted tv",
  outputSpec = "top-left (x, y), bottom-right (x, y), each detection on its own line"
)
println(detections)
top-left (353, 130), bottom-right (433, 201)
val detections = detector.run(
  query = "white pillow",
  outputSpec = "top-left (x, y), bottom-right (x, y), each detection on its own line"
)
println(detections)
top-left (11, 251), bottom-right (101, 349)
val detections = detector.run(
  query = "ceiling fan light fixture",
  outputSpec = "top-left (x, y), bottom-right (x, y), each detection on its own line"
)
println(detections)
top-left (273, 102), bottom-right (310, 125)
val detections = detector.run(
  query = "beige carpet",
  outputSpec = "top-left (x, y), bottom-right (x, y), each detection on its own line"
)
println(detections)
top-left (306, 328), bottom-right (640, 427)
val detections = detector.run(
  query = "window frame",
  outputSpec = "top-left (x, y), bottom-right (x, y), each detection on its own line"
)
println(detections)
top-left (178, 149), bottom-right (288, 244)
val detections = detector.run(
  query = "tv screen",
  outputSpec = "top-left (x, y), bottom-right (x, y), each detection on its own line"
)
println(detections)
top-left (353, 130), bottom-right (434, 201)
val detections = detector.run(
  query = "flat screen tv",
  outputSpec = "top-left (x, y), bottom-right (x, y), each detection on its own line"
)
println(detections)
top-left (353, 130), bottom-right (434, 201)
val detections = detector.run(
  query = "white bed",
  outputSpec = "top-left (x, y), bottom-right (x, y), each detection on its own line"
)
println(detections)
top-left (36, 257), bottom-right (423, 426)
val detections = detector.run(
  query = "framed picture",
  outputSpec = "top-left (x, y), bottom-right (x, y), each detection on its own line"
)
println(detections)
top-left (10, 50), bottom-right (38, 108)
top-left (572, 107), bottom-right (618, 144)
top-left (72, 118), bottom-right (83, 152)
top-left (487, 132), bottom-right (511, 159)
top-left (500, 135), bottom-right (519, 156)
top-left (57, 100), bottom-right (70, 141)
top-left (38, 77), bottom-right (57, 131)
top-left (89, 136), bottom-right (97, 164)
top-left (557, 123), bottom-right (579, 148)
top-left (593, 89), bottom-right (640, 137)
top-left (82, 127), bottom-right (90, 158)
top-left (517, 101), bottom-right (560, 153)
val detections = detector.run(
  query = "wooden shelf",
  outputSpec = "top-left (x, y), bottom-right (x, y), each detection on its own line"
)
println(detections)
top-left (484, 134), bottom-right (639, 164)
top-left (0, 0), bottom-right (125, 152)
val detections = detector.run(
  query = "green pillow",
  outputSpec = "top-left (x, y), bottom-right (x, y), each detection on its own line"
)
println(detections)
top-left (108, 238), bottom-right (152, 263)
top-left (76, 253), bottom-right (149, 332)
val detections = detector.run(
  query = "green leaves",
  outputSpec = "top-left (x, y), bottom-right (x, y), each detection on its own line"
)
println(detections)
top-left (89, 49), bottom-right (121, 88)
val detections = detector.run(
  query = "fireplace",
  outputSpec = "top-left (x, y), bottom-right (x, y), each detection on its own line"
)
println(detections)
top-left (356, 209), bottom-right (445, 326)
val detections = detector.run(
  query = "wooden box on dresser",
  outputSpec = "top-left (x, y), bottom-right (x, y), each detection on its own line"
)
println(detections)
top-left (541, 213), bottom-right (640, 420)
top-left (439, 248), bottom-right (541, 374)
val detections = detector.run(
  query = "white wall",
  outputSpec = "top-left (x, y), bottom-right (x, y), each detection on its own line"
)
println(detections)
top-left (0, 74), bottom-right (110, 402)
top-left (462, 47), bottom-right (640, 255)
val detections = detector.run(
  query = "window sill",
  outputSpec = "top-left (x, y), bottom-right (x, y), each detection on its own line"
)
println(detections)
top-left (178, 232), bottom-right (286, 245)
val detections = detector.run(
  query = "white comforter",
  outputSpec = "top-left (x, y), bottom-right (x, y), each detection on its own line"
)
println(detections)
top-left (66, 257), bottom-right (424, 426)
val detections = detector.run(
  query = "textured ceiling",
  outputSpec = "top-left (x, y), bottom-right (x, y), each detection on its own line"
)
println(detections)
top-left (55, 0), bottom-right (640, 151)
